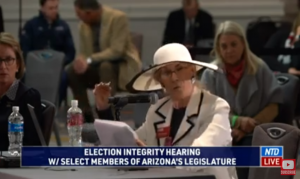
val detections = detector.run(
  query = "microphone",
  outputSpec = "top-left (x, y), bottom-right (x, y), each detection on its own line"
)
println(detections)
top-left (108, 93), bottom-right (160, 105)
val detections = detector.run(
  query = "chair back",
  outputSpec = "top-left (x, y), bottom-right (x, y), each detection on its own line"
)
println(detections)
top-left (246, 17), bottom-right (279, 51)
top-left (41, 100), bottom-right (56, 145)
top-left (274, 73), bottom-right (300, 124)
top-left (130, 32), bottom-right (143, 59)
top-left (195, 39), bottom-right (214, 64)
top-left (197, 39), bottom-right (214, 48)
top-left (249, 123), bottom-right (300, 179)
top-left (25, 50), bottom-right (65, 105)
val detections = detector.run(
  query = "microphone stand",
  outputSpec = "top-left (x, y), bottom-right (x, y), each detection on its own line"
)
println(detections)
top-left (113, 98), bottom-right (128, 121)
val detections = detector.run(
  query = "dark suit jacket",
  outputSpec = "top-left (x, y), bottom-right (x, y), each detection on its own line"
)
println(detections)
top-left (0, 82), bottom-right (43, 151)
top-left (162, 9), bottom-right (214, 46)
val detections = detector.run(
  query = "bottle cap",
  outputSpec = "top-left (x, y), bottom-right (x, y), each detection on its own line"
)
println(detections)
top-left (71, 100), bottom-right (78, 107)
top-left (12, 106), bottom-right (19, 111)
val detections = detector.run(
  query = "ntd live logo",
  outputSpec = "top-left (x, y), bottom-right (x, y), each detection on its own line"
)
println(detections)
top-left (260, 146), bottom-right (283, 167)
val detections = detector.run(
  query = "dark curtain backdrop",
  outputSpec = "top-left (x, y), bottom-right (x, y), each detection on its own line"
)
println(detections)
top-left (0, 6), bottom-right (4, 32)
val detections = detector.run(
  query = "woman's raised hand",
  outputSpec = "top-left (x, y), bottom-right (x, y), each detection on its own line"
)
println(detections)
top-left (93, 82), bottom-right (111, 110)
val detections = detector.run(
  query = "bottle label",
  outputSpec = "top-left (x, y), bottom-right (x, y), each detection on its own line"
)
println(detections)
top-left (8, 122), bottom-right (24, 132)
top-left (67, 114), bottom-right (83, 126)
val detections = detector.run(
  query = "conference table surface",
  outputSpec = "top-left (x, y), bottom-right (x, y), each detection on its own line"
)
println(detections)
top-left (0, 167), bottom-right (215, 179)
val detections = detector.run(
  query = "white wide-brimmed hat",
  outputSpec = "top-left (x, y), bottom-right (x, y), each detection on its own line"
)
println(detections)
top-left (131, 43), bottom-right (218, 91)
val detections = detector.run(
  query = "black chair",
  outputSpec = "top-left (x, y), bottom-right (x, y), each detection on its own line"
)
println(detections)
top-left (274, 73), bottom-right (299, 125)
top-left (25, 50), bottom-right (65, 146)
top-left (195, 39), bottom-right (214, 65)
top-left (41, 100), bottom-right (56, 145)
top-left (246, 17), bottom-right (279, 52)
top-left (249, 123), bottom-right (300, 179)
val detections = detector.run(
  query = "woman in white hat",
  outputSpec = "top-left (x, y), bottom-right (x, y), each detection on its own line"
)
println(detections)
top-left (94, 43), bottom-right (237, 179)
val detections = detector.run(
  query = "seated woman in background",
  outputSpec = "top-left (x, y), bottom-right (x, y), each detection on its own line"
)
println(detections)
top-left (94, 43), bottom-right (237, 179)
top-left (0, 33), bottom-right (43, 151)
top-left (265, 11), bottom-right (300, 74)
top-left (201, 21), bottom-right (283, 179)
top-left (265, 12), bottom-right (300, 115)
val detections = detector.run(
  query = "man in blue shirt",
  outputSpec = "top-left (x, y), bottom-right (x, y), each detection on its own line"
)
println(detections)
top-left (20, 0), bottom-right (76, 105)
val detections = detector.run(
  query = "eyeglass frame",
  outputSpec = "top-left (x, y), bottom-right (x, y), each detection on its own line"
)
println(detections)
top-left (0, 57), bottom-right (16, 66)
top-left (159, 65), bottom-right (190, 79)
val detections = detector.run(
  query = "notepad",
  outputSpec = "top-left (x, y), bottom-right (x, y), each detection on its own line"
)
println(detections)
top-left (94, 119), bottom-right (138, 146)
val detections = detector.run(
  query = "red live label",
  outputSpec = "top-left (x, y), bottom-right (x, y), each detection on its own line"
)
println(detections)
top-left (281, 159), bottom-right (296, 175)
top-left (261, 157), bottom-right (281, 167)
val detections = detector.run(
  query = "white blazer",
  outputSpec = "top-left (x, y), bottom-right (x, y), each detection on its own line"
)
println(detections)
top-left (136, 87), bottom-right (238, 179)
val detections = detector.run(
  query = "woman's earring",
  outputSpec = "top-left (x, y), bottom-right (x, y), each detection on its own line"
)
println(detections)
top-left (191, 76), bottom-right (195, 84)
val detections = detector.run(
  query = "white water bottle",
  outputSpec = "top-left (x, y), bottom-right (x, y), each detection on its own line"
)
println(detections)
top-left (8, 106), bottom-right (24, 156)
top-left (67, 100), bottom-right (83, 146)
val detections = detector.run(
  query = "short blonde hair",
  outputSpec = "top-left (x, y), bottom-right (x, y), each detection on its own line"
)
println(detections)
top-left (0, 33), bottom-right (25, 79)
top-left (211, 21), bottom-right (263, 74)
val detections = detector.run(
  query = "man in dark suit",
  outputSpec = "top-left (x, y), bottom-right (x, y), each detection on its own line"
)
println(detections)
top-left (162, 0), bottom-right (214, 47)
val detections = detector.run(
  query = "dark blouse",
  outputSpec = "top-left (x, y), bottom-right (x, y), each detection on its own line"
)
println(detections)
top-left (0, 81), bottom-right (44, 151)
top-left (169, 108), bottom-right (185, 141)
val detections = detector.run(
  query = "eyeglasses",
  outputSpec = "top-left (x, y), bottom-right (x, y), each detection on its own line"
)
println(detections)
top-left (0, 57), bottom-right (16, 66)
top-left (160, 66), bottom-right (189, 78)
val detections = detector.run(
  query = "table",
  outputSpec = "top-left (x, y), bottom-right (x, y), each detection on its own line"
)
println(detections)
top-left (0, 167), bottom-right (215, 179)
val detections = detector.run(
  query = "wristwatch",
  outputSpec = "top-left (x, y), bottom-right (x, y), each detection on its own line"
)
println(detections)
top-left (87, 58), bottom-right (92, 65)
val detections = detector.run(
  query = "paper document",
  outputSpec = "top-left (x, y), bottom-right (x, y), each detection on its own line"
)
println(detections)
top-left (94, 119), bottom-right (138, 146)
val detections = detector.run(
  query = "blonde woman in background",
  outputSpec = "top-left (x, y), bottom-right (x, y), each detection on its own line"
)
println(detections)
top-left (201, 21), bottom-right (283, 179)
